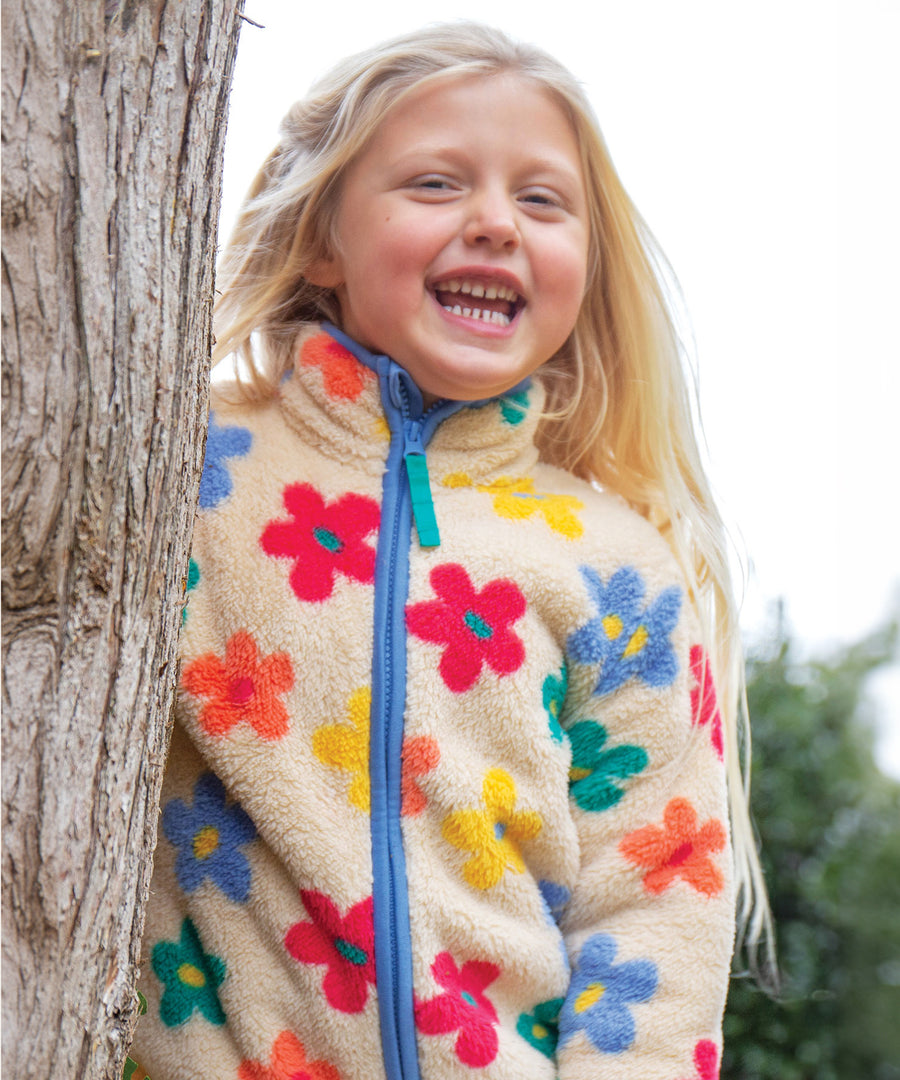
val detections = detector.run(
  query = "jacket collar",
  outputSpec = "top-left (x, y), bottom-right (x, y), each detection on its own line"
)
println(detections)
top-left (278, 323), bottom-right (543, 478)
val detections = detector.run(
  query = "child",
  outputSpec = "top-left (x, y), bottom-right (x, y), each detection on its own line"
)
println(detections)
top-left (132, 21), bottom-right (769, 1080)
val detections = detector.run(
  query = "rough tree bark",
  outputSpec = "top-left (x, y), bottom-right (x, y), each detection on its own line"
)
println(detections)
top-left (2, 2), bottom-right (244, 1077)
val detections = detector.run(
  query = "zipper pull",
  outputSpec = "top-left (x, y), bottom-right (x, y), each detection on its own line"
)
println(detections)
top-left (403, 422), bottom-right (441, 548)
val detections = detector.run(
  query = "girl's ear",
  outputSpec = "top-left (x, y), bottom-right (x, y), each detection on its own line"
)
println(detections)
top-left (305, 253), bottom-right (344, 289)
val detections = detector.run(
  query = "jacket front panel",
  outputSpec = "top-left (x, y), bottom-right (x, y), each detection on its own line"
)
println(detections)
top-left (134, 326), bottom-right (734, 1080)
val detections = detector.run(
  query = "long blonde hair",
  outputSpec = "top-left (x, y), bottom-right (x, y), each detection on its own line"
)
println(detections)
top-left (215, 20), bottom-right (773, 975)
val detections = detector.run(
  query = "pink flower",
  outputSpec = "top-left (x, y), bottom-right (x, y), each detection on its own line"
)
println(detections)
top-left (415, 952), bottom-right (501, 1068)
top-left (406, 564), bottom-right (526, 693)
top-left (690, 645), bottom-right (723, 759)
top-left (284, 890), bottom-right (375, 1014)
top-left (260, 483), bottom-right (379, 603)
top-left (677, 1039), bottom-right (720, 1080)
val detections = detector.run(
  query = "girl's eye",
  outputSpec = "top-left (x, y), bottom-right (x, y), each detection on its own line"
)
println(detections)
top-left (520, 190), bottom-right (563, 209)
top-left (409, 176), bottom-right (455, 192)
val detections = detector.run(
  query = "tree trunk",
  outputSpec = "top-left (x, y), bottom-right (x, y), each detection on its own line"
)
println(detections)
top-left (1, 2), bottom-right (243, 1077)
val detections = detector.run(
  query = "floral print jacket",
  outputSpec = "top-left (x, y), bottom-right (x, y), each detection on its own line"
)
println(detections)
top-left (133, 324), bottom-right (734, 1080)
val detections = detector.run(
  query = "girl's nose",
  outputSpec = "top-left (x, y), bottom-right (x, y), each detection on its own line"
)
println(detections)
top-left (462, 191), bottom-right (520, 252)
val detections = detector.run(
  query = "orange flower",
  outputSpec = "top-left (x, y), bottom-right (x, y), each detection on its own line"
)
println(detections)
top-left (299, 332), bottom-right (375, 401)
top-left (238, 1030), bottom-right (340, 1080)
top-left (401, 735), bottom-right (441, 817)
top-left (619, 798), bottom-right (726, 897)
top-left (181, 630), bottom-right (294, 740)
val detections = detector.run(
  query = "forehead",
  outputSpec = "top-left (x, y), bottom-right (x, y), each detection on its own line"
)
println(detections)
top-left (356, 72), bottom-right (582, 170)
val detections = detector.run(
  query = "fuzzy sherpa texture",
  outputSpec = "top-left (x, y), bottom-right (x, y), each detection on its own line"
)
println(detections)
top-left (134, 326), bottom-right (734, 1080)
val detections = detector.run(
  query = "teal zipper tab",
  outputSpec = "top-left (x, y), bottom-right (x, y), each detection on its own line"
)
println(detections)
top-left (405, 453), bottom-right (440, 548)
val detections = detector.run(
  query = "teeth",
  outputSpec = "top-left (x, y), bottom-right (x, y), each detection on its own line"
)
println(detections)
top-left (442, 304), bottom-right (510, 327)
top-left (436, 278), bottom-right (519, 303)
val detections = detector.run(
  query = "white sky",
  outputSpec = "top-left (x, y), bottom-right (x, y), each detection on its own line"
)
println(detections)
top-left (220, 1), bottom-right (900, 774)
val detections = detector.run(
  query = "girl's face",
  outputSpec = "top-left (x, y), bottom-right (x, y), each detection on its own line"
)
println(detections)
top-left (311, 73), bottom-right (590, 403)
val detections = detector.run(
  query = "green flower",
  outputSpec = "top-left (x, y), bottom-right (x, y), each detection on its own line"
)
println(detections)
top-left (517, 997), bottom-right (564, 1058)
top-left (151, 918), bottom-right (226, 1028)
top-left (542, 665), bottom-right (568, 744)
top-left (568, 720), bottom-right (648, 812)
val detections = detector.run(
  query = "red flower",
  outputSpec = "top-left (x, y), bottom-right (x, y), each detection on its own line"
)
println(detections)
top-left (406, 564), bottom-right (526, 693)
top-left (260, 484), bottom-right (379, 603)
top-left (299, 332), bottom-right (375, 401)
top-left (690, 645), bottom-right (723, 759)
top-left (414, 952), bottom-right (501, 1068)
top-left (284, 890), bottom-right (376, 1014)
top-left (238, 1030), bottom-right (341, 1080)
top-left (620, 798), bottom-right (726, 897)
top-left (677, 1039), bottom-right (720, 1080)
top-left (181, 630), bottom-right (294, 740)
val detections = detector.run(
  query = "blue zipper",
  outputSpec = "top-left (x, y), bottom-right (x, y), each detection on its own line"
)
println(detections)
top-left (321, 324), bottom-right (528, 1079)
top-left (323, 325), bottom-right (463, 1079)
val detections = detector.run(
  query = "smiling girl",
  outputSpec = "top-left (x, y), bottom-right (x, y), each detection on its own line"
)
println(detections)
top-left (131, 22), bottom-right (769, 1080)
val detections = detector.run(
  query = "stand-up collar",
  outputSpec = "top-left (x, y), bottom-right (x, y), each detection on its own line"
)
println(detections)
top-left (278, 323), bottom-right (543, 478)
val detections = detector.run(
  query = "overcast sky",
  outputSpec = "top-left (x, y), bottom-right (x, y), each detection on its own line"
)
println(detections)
top-left (219, 1), bottom-right (900, 773)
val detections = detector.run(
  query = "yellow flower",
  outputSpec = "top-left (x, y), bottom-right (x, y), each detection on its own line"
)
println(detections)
top-left (442, 768), bottom-right (543, 889)
top-left (443, 473), bottom-right (583, 540)
top-left (312, 688), bottom-right (371, 811)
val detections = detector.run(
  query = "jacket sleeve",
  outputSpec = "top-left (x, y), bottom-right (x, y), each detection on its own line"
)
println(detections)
top-left (554, 557), bottom-right (734, 1080)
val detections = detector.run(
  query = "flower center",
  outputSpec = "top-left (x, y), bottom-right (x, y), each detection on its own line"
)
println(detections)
top-left (177, 962), bottom-right (206, 989)
top-left (532, 1023), bottom-right (548, 1039)
top-left (574, 982), bottom-right (605, 1014)
top-left (669, 842), bottom-right (694, 866)
top-left (464, 610), bottom-right (493, 639)
top-left (623, 625), bottom-right (648, 657)
top-left (601, 615), bottom-right (623, 640)
top-left (192, 825), bottom-right (220, 861)
top-left (228, 676), bottom-right (255, 706)
top-left (493, 820), bottom-right (508, 842)
top-left (334, 937), bottom-right (368, 966)
top-left (460, 991), bottom-right (478, 1008)
top-left (313, 526), bottom-right (344, 553)
top-left (569, 767), bottom-right (591, 783)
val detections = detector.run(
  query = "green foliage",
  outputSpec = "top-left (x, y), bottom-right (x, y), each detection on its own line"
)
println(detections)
top-left (724, 615), bottom-right (900, 1079)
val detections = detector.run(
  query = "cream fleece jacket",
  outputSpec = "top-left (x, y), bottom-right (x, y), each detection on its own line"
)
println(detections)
top-left (133, 324), bottom-right (734, 1080)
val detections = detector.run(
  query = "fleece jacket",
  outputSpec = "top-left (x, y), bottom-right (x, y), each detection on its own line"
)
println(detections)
top-left (132, 323), bottom-right (735, 1080)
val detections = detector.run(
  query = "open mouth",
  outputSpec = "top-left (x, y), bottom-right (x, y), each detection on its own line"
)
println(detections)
top-left (430, 277), bottom-right (524, 328)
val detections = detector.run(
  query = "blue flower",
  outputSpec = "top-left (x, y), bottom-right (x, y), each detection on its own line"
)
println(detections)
top-left (567, 566), bottom-right (681, 696)
top-left (559, 934), bottom-right (657, 1054)
top-left (538, 879), bottom-right (572, 924)
top-left (162, 773), bottom-right (256, 902)
top-left (198, 412), bottom-right (252, 509)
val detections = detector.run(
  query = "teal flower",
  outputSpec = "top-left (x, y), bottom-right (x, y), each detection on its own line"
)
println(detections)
top-left (542, 664), bottom-right (568, 743)
top-left (568, 720), bottom-right (648, 812)
top-left (182, 557), bottom-right (200, 626)
top-left (151, 918), bottom-right (226, 1028)
top-left (517, 996), bottom-right (564, 1058)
